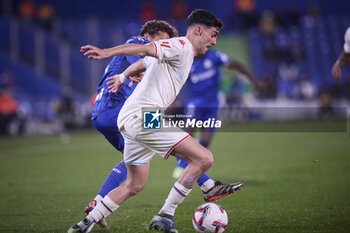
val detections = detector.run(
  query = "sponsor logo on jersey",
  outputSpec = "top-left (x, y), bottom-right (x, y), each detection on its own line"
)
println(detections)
top-left (179, 39), bottom-right (186, 47)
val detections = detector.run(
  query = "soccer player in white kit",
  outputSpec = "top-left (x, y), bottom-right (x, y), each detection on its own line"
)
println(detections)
top-left (69, 9), bottom-right (224, 233)
top-left (332, 27), bottom-right (350, 79)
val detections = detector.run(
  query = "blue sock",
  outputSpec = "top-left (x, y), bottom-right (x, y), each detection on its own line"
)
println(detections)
top-left (175, 157), bottom-right (210, 187)
top-left (97, 161), bottom-right (127, 197)
top-left (175, 156), bottom-right (189, 168)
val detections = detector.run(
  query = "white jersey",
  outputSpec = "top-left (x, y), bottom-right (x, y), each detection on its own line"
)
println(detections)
top-left (344, 27), bottom-right (350, 53)
top-left (118, 36), bottom-right (194, 128)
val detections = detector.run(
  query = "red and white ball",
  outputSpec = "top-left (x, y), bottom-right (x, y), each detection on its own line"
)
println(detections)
top-left (192, 203), bottom-right (228, 233)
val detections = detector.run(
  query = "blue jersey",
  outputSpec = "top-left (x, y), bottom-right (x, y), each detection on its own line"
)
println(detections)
top-left (185, 50), bottom-right (229, 108)
top-left (91, 36), bottom-right (149, 119)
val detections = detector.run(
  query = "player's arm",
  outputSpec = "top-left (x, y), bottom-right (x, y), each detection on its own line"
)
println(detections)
top-left (106, 59), bottom-right (146, 93)
top-left (332, 27), bottom-right (350, 79)
top-left (226, 58), bottom-right (263, 91)
top-left (80, 43), bottom-right (156, 60)
top-left (331, 51), bottom-right (350, 79)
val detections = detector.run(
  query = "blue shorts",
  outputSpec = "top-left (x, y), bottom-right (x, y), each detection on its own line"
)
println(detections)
top-left (92, 107), bottom-right (125, 153)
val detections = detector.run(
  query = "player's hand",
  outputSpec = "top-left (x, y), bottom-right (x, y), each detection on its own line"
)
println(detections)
top-left (331, 61), bottom-right (341, 79)
top-left (80, 45), bottom-right (110, 60)
top-left (130, 72), bottom-right (144, 83)
top-left (106, 75), bottom-right (122, 93)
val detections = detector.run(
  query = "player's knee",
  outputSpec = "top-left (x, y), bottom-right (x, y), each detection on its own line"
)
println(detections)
top-left (200, 150), bottom-right (213, 171)
top-left (126, 182), bottom-right (145, 196)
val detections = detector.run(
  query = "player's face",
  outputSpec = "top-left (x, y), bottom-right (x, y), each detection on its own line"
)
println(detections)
top-left (147, 31), bottom-right (170, 42)
top-left (198, 26), bottom-right (219, 55)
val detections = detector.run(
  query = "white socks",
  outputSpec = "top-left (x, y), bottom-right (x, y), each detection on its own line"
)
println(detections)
top-left (85, 196), bottom-right (119, 223)
top-left (94, 194), bottom-right (103, 203)
top-left (200, 179), bottom-right (215, 192)
top-left (160, 182), bottom-right (192, 216)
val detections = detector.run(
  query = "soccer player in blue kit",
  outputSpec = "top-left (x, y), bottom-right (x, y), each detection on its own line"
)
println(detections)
top-left (173, 49), bottom-right (261, 179)
top-left (84, 21), bottom-right (243, 230)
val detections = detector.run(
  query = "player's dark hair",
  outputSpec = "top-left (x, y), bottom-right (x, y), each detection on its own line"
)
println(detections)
top-left (140, 20), bottom-right (178, 38)
top-left (186, 9), bottom-right (223, 29)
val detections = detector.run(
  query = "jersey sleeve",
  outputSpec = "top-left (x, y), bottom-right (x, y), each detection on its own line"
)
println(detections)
top-left (215, 50), bottom-right (229, 66)
top-left (344, 27), bottom-right (350, 53)
top-left (142, 56), bottom-right (156, 68)
top-left (125, 38), bottom-right (143, 64)
top-left (152, 38), bottom-right (183, 63)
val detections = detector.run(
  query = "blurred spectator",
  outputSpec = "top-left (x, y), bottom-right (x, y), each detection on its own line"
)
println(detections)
top-left (232, 0), bottom-right (258, 30)
top-left (56, 90), bottom-right (76, 130)
top-left (304, 2), bottom-right (321, 28)
top-left (0, 70), bottom-right (14, 89)
top-left (272, 7), bottom-right (300, 29)
top-left (259, 11), bottom-right (278, 61)
top-left (171, 1), bottom-right (187, 21)
top-left (0, 71), bottom-right (19, 135)
top-left (318, 89), bottom-right (333, 119)
top-left (306, 2), bottom-right (321, 20)
top-left (0, 91), bottom-right (19, 135)
top-left (18, 0), bottom-right (35, 21)
top-left (277, 62), bottom-right (300, 98)
top-left (140, 1), bottom-right (156, 22)
top-left (257, 10), bottom-right (308, 100)
top-left (258, 73), bottom-right (277, 99)
top-left (299, 75), bottom-right (316, 99)
top-left (287, 7), bottom-right (301, 28)
top-left (36, 2), bottom-right (55, 31)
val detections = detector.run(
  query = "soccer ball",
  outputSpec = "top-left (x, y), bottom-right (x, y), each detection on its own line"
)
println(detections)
top-left (192, 203), bottom-right (228, 233)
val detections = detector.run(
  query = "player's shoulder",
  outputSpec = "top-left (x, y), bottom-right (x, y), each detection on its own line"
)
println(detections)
top-left (125, 36), bottom-right (149, 45)
top-left (158, 37), bottom-right (191, 49)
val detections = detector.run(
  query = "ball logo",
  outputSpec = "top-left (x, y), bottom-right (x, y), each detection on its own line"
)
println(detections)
top-left (143, 110), bottom-right (162, 129)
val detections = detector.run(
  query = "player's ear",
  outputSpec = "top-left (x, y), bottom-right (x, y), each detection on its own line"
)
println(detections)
top-left (143, 32), bottom-right (150, 40)
top-left (194, 25), bottom-right (202, 36)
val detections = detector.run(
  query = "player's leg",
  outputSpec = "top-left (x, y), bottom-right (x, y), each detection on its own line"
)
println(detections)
top-left (173, 106), bottom-right (213, 178)
top-left (68, 125), bottom-right (152, 233)
top-left (94, 161), bottom-right (127, 201)
top-left (150, 135), bottom-right (212, 232)
top-left (85, 111), bottom-right (127, 228)
top-left (172, 108), bottom-right (243, 202)
top-left (84, 161), bottom-right (127, 228)
top-left (80, 135), bottom-right (152, 231)
top-left (91, 110), bottom-right (128, 200)
top-left (159, 136), bottom-right (213, 216)
top-left (173, 134), bottom-right (243, 202)
top-left (104, 163), bottom-right (150, 204)
top-left (173, 155), bottom-right (213, 189)
top-left (198, 129), bottom-right (214, 148)
top-left (68, 163), bottom-right (150, 233)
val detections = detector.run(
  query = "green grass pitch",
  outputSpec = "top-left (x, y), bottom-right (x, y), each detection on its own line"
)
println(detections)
top-left (0, 124), bottom-right (349, 232)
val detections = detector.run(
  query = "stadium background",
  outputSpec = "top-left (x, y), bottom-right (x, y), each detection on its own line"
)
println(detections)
top-left (0, 0), bottom-right (349, 232)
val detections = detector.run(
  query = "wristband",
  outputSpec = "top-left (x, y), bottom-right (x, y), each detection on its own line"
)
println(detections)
top-left (119, 73), bottom-right (127, 83)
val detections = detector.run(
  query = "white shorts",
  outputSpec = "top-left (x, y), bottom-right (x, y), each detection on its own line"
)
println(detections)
top-left (120, 115), bottom-right (189, 165)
